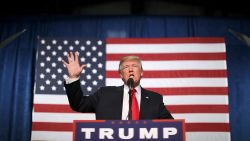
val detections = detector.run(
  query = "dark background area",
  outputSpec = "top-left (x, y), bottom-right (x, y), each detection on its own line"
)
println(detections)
top-left (1, 0), bottom-right (249, 17)
top-left (1, 1), bottom-right (250, 141)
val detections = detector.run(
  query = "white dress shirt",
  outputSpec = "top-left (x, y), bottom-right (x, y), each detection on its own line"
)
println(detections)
top-left (122, 84), bottom-right (141, 120)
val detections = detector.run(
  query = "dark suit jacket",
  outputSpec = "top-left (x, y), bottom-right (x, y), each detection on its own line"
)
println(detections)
top-left (65, 80), bottom-right (173, 120)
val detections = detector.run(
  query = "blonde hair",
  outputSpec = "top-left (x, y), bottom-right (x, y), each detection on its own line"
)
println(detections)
top-left (118, 56), bottom-right (143, 73)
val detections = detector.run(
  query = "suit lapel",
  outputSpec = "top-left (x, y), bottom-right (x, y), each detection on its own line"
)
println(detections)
top-left (113, 86), bottom-right (124, 120)
top-left (139, 88), bottom-right (151, 119)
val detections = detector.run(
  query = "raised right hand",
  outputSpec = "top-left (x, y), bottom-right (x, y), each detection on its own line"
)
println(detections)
top-left (62, 52), bottom-right (86, 79)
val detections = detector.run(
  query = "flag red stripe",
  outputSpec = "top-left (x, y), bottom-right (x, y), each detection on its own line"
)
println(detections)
top-left (107, 70), bottom-right (227, 78)
top-left (34, 104), bottom-right (228, 113)
top-left (147, 87), bottom-right (228, 95)
top-left (107, 38), bottom-right (225, 44)
top-left (167, 105), bottom-right (229, 113)
top-left (186, 123), bottom-right (230, 132)
top-left (107, 53), bottom-right (226, 61)
top-left (32, 122), bottom-right (229, 132)
top-left (34, 104), bottom-right (75, 113)
top-left (32, 122), bottom-right (73, 131)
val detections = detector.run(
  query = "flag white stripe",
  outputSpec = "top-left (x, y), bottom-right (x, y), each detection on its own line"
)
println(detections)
top-left (32, 112), bottom-right (95, 122)
top-left (186, 132), bottom-right (231, 141)
top-left (164, 95), bottom-right (228, 105)
top-left (33, 112), bottom-right (227, 123)
top-left (106, 78), bottom-right (228, 87)
top-left (34, 94), bottom-right (69, 104)
top-left (31, 131), bottom-right (230, 141)
top-left (173, 113), bottom-right (229, 123)
top-left (31, 131), bottom-right (72, 141)
top-left (107, 43), bottom-right (226, 53)
top-left (34, 94), bottom-right (228, 105)
top-left (107, 61), bottom-right (227, 70)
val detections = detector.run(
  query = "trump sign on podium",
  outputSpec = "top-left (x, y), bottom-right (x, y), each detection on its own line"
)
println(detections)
top-left (73, 120), bottom-right (185, 141)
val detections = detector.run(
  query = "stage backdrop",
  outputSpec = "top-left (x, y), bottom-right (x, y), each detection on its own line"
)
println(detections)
top-left (0, 16), bottom-right (250, 141)
top-left (32, 37), bottom-right (229, 141)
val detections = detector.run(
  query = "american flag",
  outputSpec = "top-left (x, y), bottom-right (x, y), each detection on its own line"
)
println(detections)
top-left (32, 37), bottom-right (230, 141)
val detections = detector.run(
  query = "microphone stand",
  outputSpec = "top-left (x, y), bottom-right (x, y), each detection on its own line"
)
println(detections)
top-left (128, 89), bottom-right (132, 120)
top-left (127, 77), bottom-right (134, 120)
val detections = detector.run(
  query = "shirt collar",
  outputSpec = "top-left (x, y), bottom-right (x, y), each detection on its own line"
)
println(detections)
top-left (124, 84), bottom-right (141, 95)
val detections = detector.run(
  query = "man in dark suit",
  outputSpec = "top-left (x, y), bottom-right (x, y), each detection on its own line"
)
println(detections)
top-left (62, 52), bottom-right (173, 120)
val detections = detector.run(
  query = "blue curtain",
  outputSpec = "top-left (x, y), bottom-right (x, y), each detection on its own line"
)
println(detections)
top-left (1, 15), bottom-right (250, 141)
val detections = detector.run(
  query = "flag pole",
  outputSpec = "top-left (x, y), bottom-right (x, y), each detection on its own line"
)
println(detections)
top-left (229, 28), bottom-right (250, 47)
top-left (0, 29), bottom-right (27, 48)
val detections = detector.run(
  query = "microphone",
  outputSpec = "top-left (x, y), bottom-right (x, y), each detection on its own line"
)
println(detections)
top-left (127, 75), bottom-right (134, 120)
top-left (127, 76), bottom-right (134, 90)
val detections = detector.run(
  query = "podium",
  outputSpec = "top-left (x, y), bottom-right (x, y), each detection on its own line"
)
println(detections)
top-left (73, 120), bottom-right (185, 141)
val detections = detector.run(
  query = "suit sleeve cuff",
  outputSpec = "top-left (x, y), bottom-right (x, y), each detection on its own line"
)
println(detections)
top-left (65, 77), bottom-right (80, 84)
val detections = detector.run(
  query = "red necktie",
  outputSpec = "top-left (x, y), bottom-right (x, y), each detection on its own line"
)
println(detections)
top-left (131, 88), bottom-right (139, 120)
